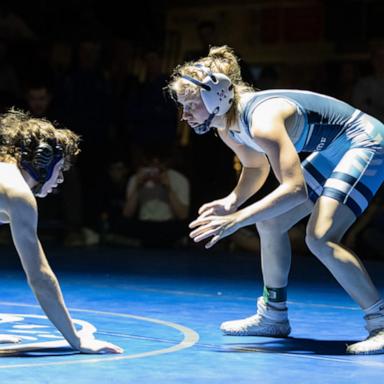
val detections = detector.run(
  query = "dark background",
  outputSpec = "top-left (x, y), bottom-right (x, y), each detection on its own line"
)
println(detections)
top-left (0, 0), bottom-right (382, 259)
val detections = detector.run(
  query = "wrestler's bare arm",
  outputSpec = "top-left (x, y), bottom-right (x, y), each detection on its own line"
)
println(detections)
top-left (217, 129), bottom-right (271, 208)
top-left (4, 184), bottom-right (122, 354)
top-left (236, 98), bottom-right (308, 224)
top-left (7, 187), bottom-right (82, 349)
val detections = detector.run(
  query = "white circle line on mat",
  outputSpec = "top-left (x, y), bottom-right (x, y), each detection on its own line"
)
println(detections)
top-left (0, 301), bottom-right (199, 369)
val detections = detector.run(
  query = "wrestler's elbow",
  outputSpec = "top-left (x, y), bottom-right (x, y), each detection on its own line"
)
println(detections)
top-left (286, 181), bottom-right (308, 204)
top-left (293, 183), bottom-right (308, 202)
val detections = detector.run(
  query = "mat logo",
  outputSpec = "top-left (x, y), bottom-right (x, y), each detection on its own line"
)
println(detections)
top-left (0, 313), bottom-right (96, 352)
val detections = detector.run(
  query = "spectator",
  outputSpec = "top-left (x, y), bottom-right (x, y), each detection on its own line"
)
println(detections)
top-left (48, 40), bottom-right (74, 107)
top-left (110, 40), bottom-right (142, 157)
top-left (59, 38), bottom-right (113, 230)
top-left (108, 146), bottom-right (190, 248)
top-left (133, 49), bottom-right (178, 148)
top-left (24, 81), bottom-right (55, 118)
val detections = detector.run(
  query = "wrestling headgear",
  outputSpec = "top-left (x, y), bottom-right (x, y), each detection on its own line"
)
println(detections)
top-left (21, 140), bottom-right (64, 195)
top-left (182, 64), bottom-right (234, 134)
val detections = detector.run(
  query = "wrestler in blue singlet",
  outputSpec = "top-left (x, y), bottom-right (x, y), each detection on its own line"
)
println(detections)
top-left (230, 90), bottom-right (384, 217)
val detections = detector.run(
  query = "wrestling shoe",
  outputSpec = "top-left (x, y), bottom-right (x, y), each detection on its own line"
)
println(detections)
top-left (347, 312), bottom-right (384, 354)
top-left (220, 296), bottom-right (291, 337)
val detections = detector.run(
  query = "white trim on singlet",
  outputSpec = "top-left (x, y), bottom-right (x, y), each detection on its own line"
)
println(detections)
top-left (345, 109), bottom-right (362, 126)
top-left (234, 93), bottom-right (306, 153)
top-left (324, 178), bottom-right (368, 207)
top-left (342, 150), bottom-right (374, 203)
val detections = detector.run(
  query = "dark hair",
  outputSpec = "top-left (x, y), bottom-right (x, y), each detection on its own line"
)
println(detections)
top-left (0, 108), bottom-right (81, 170)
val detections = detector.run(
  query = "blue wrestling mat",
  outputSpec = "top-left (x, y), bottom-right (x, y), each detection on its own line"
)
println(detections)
top-left (0, 245), bottom-right (383, 383)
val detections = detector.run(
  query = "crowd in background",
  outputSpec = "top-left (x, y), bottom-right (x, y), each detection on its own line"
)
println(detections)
top-left (0, 1), bottom-right (382, 258)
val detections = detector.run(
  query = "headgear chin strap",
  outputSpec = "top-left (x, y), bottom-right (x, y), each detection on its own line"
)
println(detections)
top-left (181, 64), bottom-right (234, 134)
top-left (191, 108), bottom-right (219, 135)
top-left (21, 141), bottom-right (64, 195)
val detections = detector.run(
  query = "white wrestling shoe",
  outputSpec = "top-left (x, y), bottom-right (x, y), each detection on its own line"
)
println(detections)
top-left (220, 297), bottom-right (291, 337)
top-left (347, 329), bottom-right (384, 355)
top-left (347, 312), bottom-right (384, 354)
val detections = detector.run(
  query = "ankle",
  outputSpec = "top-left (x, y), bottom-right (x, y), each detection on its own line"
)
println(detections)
top-left (364, 299), bottom-right (384, 316)
top-left (268, 301), bottom-right (288, 311)
top-left (262, 286), bottom-right (288, 311)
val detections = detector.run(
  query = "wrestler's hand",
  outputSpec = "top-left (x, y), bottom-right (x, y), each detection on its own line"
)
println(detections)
top-left (189, 211), bottom-right (243, 249)
top-left (197, 194), bottom-right (238, 218)
top-left (77, 337), bottom-right (123, 354)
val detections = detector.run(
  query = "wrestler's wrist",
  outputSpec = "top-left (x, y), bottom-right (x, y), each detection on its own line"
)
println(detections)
top-left (68, 333), bottom-right (82, 350)
top-left (227, 192), bottom-right (239, 211)
top-left (235, 206), bottom-right (254, 227)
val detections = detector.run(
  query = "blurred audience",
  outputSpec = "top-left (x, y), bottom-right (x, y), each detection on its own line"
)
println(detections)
top-left (0, 2), bottom-right (37, 41)
top-left (352, 44), bottom-right (384, 122)
top-left (48, 41), bottom-right (74, 107)
top-left (133, 49), bottom-right (178, 148)
top-left (183, 20), bottom-right (221, 62)
top-left (58, 38), bottom-right (114, 231)
top-left (23, 81), bottom-right (90, 246)
top-left (0, 1), bottom-right (381, 257)
top-left (331, 61), bottom-right (360, 104)
top-left (256, 65), bottom-right (281, 90)
top-left (24, 81), bottom-right (54, 117)
top-left (0, 41), bottom-right (22, 110)
top-left (100, 160), bottom-right (130, 243)
top-left (105, 145), bottom-right (190, 248)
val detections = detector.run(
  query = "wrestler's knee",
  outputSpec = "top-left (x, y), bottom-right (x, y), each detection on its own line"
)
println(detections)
top-left (256, 217), bottom-right (291, 234)
top-left (305, 229), bottom-right (332, 260)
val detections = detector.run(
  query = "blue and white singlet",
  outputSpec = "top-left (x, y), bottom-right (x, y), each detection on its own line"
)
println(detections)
top-left (230, 90), bottom-right (384, 217)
